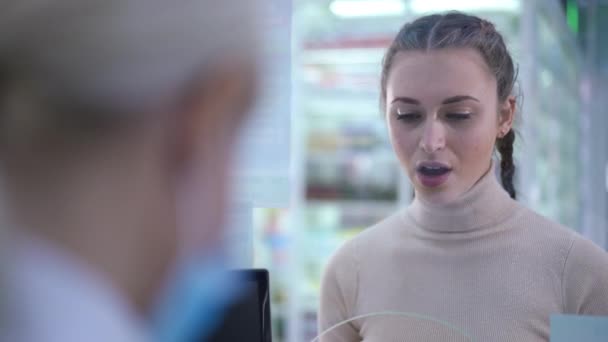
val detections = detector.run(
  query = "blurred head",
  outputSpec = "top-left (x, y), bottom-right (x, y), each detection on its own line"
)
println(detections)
top-left (0, 0), bottom-right (258, 310)
top-left (380, 12), bottom-right (517, 204)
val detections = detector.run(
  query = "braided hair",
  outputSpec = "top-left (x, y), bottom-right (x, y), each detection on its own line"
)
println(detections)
top-left (496, 130), bottom-right (516, 199)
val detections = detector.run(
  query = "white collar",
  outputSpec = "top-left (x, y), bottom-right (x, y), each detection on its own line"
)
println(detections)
top-left (4, 233), bottom-right (151, 342)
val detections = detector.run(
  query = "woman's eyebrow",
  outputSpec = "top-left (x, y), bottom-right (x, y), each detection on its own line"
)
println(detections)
top-left (391, 95), bottom-right (480, 105)
top-left (391, 97), bottom-right (420, 105)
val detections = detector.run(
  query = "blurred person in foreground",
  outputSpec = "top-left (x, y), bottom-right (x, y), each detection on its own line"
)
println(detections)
top-left (0, 1), bottom-right (259, 341)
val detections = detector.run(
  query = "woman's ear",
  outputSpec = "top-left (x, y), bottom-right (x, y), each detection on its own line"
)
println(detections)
top-left (498, 95), bottom-right (516, 136)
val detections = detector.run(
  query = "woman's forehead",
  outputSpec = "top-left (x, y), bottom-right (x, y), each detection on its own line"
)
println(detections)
top-left (386, 48), bottom-right (497, 104)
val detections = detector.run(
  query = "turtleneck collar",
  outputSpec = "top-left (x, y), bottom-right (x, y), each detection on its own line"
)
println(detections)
top-left (406, 161), bottom-right (520, 233)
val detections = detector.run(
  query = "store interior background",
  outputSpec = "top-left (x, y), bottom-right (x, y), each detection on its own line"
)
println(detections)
top-left (226, 1), bottom-right (608, 341)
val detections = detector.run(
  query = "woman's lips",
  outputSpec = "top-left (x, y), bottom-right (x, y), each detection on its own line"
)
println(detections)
top-left (416, 162), bottom-right (452, 188)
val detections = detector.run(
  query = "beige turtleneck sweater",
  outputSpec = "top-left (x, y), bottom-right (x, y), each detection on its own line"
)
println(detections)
top-left (318, 168), bottom-right (608, 342)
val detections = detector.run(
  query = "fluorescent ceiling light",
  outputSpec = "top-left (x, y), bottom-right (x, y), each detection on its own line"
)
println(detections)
top-left (410, 0), bottom-right (520, 14)
top-left (330, 0), bottom-right (405, 18)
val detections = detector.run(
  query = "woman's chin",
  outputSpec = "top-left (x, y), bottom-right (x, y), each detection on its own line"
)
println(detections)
top-left (414, 183), bottom-right (461, 205)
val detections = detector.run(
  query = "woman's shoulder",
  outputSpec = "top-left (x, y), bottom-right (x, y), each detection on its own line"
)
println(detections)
top-left (327, 209), bottom-right (407, 259)
top-left (513, 204), bottom-right (578, 240)
top-left (328, 209), bottom-right (410, 268)
top-left (353, 208), bottom-right (410, 246)
top-left (321, 209), bottom-right (409, 296)
top-left (504, 204), bottom-right (608, 314)
top-left (559, 226), bottom-right (608, 314)
top-left (514, 204), bottom-right (607, 262)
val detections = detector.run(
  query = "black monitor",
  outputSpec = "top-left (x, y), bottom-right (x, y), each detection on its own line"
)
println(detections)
top-left (205, 269), bottom-right (272, 342)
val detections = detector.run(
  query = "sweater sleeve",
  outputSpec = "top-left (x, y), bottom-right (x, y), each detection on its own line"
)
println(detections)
top-left (562, 235), bottom-right (608, 314)
top-left (317, 240), bottom-right (360, 342)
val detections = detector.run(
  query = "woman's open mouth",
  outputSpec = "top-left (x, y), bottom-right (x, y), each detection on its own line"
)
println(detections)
top-left (416, 162), bottom-right (452, 188)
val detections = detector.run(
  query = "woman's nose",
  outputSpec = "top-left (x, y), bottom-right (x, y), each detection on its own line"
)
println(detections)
top-left (419, 119), bottom-right (446, 153)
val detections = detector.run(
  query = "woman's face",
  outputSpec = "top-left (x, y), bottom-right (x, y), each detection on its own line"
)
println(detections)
top-left (385, 48), bottom-right (513, 204)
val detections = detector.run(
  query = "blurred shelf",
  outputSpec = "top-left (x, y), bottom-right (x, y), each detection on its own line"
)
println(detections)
top-left (306, 199), bottom-right (397, 211)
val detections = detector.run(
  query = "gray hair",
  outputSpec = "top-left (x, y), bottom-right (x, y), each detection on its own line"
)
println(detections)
top-left (0, 0), bottom-right (259, 144)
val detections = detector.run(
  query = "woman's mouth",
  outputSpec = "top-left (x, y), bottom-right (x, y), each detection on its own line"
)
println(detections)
top-left (416, 162), bottom-right (452, 188)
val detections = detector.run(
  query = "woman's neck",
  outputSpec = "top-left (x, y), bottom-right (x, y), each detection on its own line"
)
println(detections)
top-left (407, 161), bottom-right (518, 233)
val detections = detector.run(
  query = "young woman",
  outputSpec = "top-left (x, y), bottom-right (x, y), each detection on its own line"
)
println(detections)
top-left (319, 12), bottom-right (608, 342)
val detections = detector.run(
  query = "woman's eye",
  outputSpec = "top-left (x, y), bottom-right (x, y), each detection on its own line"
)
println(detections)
top-left (446, 113), bottom-right (471, 121)
top-left (396, 112), bottom-right (422, 122)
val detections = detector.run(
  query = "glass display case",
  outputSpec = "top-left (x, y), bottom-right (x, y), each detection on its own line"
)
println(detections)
top-left (527, 2), bottom-right (581, 228)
